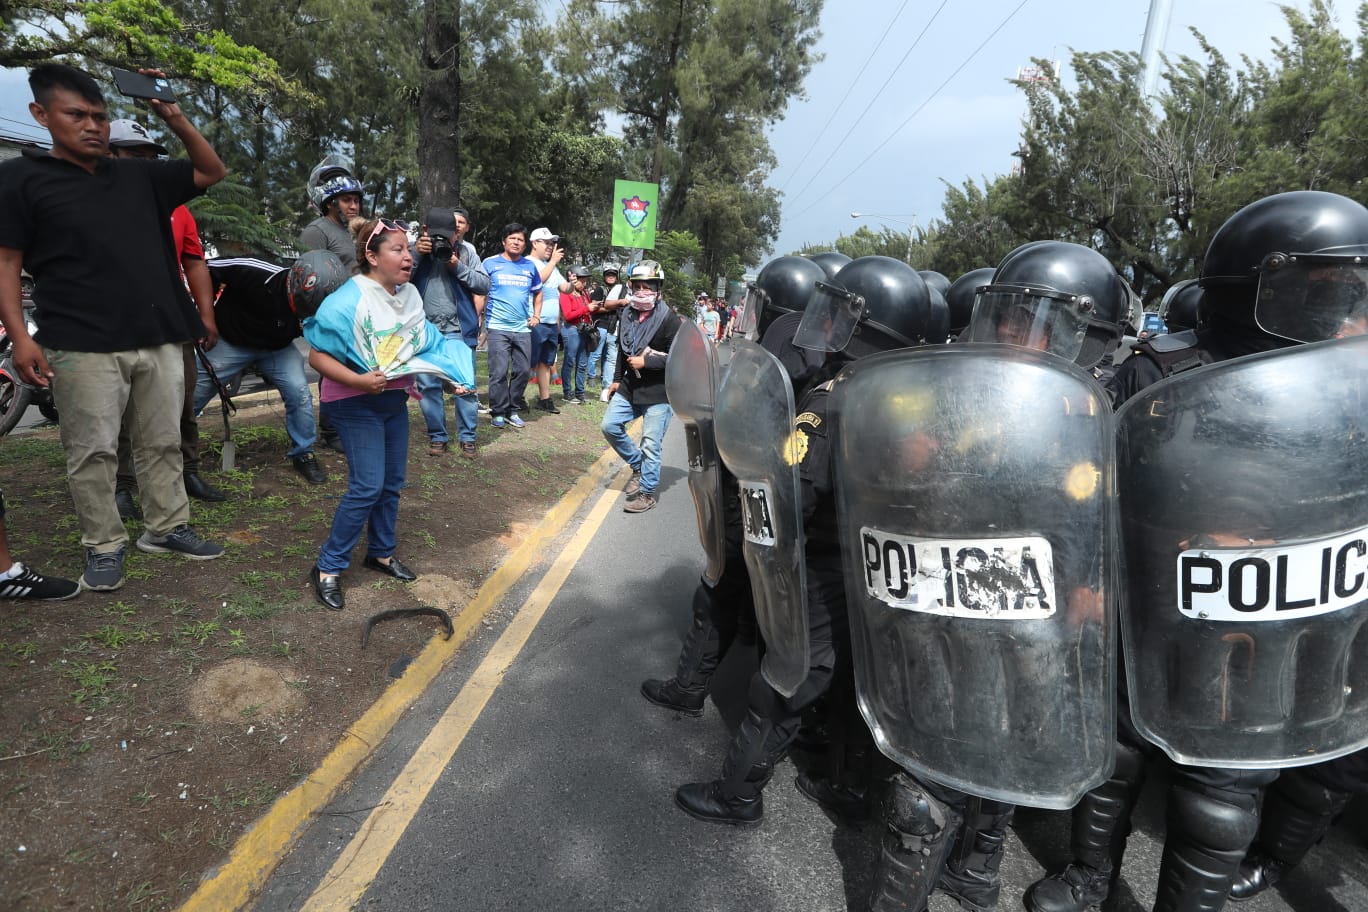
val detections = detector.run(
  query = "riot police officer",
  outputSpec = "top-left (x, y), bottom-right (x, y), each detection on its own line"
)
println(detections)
top-left (1027, 190), bottom-right (1368, 912)
top-left (944, 266), bottom-right (994, 340)
top-left (1159, 278), bottom-right (1204, 334)
top-left (838, 241), bottom-right (1127, 912)
top-left (673, 256), bottom-right (942, 826)
top-left (644, 256), bottom-right (826, 715)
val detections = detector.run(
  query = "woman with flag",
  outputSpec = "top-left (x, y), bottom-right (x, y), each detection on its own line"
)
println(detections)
top-left (303, 216), bottom-right (474, 611)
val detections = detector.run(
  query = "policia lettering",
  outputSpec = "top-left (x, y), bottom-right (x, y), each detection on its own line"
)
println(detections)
top-left (1179, 526), bottom-right (1368, 620)
top-left (861, 529), bottom-right (1057, 619)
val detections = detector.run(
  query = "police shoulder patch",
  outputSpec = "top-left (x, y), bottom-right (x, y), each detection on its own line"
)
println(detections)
top-left (783, 429), bottom-right (810, 466)
top-left (794, 411), bottom-right (822, 429)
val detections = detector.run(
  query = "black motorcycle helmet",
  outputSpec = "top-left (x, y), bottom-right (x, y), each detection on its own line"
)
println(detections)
top-left (793, 256), bottom-right (941, 359)
top-left (1200, 190), bottom-right (1368, 342)
top-left (945, 267), bottom-right (995, 334)
top-left (1158, 278), bottom-right (1204, 332)
top-left (917, 270), bottom-right (951, 299)
top-left (744, 255), bottom-right (826, 338)
top-left (805, 251), bottom-right (852, 281)
top-left (967, 241), bottom-right (1127, 369)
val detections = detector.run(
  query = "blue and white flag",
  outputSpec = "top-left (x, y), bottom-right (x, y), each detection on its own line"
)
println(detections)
top-left (303, 275), bottom-right (474, 388)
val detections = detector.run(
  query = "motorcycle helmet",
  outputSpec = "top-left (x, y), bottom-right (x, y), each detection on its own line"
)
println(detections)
top-left (288, 250), bottom-right (349, 320)
top-left (306, 154), bottom-right (364, 214)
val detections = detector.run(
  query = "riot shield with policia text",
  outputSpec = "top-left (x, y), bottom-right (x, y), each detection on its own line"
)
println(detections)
top-left (831, 344), bottom-right (1117, 809)
top-left (1116, 334), bottom-right (1368, 769)
top-left (665, 318), bottom-right (727, 585)
top-left (714, 338), bottom-right (809, 697)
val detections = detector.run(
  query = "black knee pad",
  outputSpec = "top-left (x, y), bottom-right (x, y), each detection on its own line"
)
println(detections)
top-left (886, 772), bottom-right (956, 841)
top-left (1168, 784), bottom-right (1259, 852)
top-left (1276, 764), bottom-right (1354, 817)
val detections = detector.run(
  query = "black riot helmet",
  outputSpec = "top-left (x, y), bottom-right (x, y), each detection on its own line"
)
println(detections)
top-left (967, 241), bottom-right (1127, 368)
top-left (917, 270), bottom-right (951, 298)
top-left (945, 267), bottom-right (995, 334)
top-left (742, 255), bottom-right (826, 338)
top-left (805, 251), bottom-right (852, 280)
top-left (1158, 278), bottom-right (1204, 333)
top-left (793, 255), bottom-right (942, 359)
top-left (1200, 190), bottom-right (1368, 342)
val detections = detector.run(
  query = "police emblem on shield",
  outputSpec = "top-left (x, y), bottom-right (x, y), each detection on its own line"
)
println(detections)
top-left (622, 195), bottom-right (650, 229)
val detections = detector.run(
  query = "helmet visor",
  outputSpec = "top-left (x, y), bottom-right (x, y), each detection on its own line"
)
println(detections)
top-left (965, 285), bottom-right (1090, 361)
top-left (1255, 253), bottom-right (1368, 342)
top-left (736, 285), bottom-right (765, 336)
top-left (793, 280), bottom-right (866, 352)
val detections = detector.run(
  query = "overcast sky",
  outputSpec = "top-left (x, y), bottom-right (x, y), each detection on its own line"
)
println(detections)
top-left (0, 1), bottom-right (1350, 273)
top-left (766, 0), bottom-right (1347, 264)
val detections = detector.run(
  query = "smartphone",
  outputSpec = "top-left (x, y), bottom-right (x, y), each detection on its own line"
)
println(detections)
top-left (111, 68), bottom-right (178, 103)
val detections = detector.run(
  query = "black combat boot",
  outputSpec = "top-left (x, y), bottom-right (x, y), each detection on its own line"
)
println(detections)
top-left (1025, 742), bottom-right (1146, 912)
top-left (868, 772), bottom-right (962, 912)
top-left (1229, 769), bottom-right (1351, 901)
top-left (940, 799), bottom-right (1015, 911)
top-left (675, 706), bottom-right (777, 827)
top-left (641, 585), bottom-right (721, 716)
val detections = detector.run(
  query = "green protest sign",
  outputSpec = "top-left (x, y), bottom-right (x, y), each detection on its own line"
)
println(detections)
top-left (611, 179), bottom-right (659, 248)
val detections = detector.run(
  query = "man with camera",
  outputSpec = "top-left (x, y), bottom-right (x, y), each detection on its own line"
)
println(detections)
top-left (413, 207), bottom-right (491, 457)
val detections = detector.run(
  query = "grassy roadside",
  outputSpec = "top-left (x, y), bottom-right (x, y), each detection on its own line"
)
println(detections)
top-left (0, 361), bottom-right (617, 911)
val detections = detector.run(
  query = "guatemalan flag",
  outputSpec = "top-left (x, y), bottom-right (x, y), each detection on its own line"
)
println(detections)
top-left (302, 275), bottom-right (474, 388)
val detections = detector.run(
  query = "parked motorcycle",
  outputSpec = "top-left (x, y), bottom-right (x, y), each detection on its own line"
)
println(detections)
top-left (0, 305), bottom-right (58, 436)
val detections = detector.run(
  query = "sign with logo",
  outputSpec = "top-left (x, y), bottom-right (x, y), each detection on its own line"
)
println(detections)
top-left (860, 527), bottom-right (1057, 619)
top-left (1178, 525), bottom-right (1368, 622)
top-left (611, 179), bottom-right (659, 248)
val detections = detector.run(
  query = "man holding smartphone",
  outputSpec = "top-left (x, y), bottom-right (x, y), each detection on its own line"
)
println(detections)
top-left (527, 227), bottom-right (572, 414)
top-left (0, 63), bottom-right (228, 592)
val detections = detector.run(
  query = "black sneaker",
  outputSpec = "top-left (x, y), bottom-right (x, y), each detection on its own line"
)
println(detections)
top-left (136, 525), bottom-right (225, 560)
top-left (536, 398), bottom-right (561, 414)
top-left (0, 562), bottom-right (80, 600)
top-left (81, 546), bottom-right (126, 591)
top-left (292, 452), bottom-right (328, 484)
top-left (514, 397), bottom-right (530, 413)
top-left (115, 488), bottom-right (142, 522)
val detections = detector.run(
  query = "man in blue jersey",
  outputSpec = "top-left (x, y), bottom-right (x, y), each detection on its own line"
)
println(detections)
top-left (481, 224), bottom-right (543, 430)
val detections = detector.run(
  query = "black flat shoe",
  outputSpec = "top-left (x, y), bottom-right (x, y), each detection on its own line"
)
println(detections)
top-left (363, 555), bottom-right (416, 581)
top-left (311, 565), bottom-right (344, 611)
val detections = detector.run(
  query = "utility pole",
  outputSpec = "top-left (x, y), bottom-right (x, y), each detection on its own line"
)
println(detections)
top-left (1140, 0), bottom-right (1175, 97)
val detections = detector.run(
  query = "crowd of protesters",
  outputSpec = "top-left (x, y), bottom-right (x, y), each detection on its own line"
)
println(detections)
top-left (0, 62), bottom-right (677, 610)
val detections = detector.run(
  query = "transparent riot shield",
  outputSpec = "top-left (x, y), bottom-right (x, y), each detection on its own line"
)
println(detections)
top-left (715, 339), bottom-right (809, 696)
top-left (665, 319), bottom-right (727, 585)
top-left (1116, 335), bottom-right (1368, 768)
top-left (832, 344), bottom-right (1116, 809)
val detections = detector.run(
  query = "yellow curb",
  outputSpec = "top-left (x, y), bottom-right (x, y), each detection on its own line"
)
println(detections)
top-left (178, 447), bottom-right (628, 912)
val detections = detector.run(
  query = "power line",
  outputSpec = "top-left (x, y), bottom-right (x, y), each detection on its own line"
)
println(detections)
top-left (777, 0), bottom-right (913, 194)
top-left (782, 0), bottom-right (952, 211)
top-left (0, 115), bottom-right (47, 142)
top-left (786, 0), bottom-right (1034, 222)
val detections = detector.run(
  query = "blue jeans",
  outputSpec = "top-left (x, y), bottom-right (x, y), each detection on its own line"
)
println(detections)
top-left (193, 338), bottom-right (316, 458)
top-left (317, 390), bottom-right (408, 573)
top-left (600, 393), bottom-right (673, 495)
top-left (588, 328), bottom-right (618, 382)
top-left (417, 333), bottom-right (478, 444)
top-left (559, 324), bottom-right (588, 398)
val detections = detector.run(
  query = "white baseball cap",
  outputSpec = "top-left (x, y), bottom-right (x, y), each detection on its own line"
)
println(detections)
top-left (529, 227), bottom-right (559, 243)
top-left (108, 119), bottom-right (168, 155)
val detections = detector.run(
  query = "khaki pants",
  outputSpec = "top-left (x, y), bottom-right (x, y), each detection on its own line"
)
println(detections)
top-left (45, 344), bottom-right (190, 551)
top-left (117, 342), bottom-right (201, 488)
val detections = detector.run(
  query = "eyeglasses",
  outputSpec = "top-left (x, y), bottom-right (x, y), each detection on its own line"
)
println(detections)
top-left (366, 218), bottom-right (411, 248)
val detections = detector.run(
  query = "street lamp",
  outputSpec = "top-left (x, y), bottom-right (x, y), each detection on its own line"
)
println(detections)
top-left (850, 212), bottom-right (917, 266)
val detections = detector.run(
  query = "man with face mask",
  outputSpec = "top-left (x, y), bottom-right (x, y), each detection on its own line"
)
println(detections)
top-left (600, 261), bottom-right (679, 514)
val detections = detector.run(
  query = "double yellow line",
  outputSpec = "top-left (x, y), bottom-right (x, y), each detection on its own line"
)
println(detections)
top-left (180, 449), bottom-right (627, 911)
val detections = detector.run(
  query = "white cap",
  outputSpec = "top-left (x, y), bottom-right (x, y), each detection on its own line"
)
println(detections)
top-left (108, 119), bottom-right (168, 155)
top-left (529, 227), bottom-right (559, 243)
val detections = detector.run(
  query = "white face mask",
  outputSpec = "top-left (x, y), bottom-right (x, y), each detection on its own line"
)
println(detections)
top-left (629, 289), bottom-right (658, 311)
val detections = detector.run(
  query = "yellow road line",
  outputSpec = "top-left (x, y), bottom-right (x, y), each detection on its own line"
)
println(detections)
top-left (178, 449), bottom-right (626, 912)
top-left (299, 484), bottom-right (623, 910)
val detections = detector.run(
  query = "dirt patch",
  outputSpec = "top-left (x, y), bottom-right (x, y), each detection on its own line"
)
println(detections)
top-left (187, 659), bottom-right (306, 725)
top-left (0, 380), bottom-right (615, 911)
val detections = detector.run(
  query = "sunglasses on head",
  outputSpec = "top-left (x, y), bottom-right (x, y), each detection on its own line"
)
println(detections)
top-left (366, 218), bottom-right (411, 247)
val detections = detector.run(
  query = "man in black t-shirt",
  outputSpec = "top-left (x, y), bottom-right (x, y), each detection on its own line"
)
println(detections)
top-left (192, 257), bottom-right (329, 484)
top-left (0, 63), bottom-right (228, 592)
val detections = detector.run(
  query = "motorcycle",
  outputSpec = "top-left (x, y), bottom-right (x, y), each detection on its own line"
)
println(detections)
top-left (0, 305), bottom-right (58, 437)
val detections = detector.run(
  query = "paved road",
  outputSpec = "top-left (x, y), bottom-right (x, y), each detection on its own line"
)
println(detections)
top-left (240, 412), bottom-right (1368, 912)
